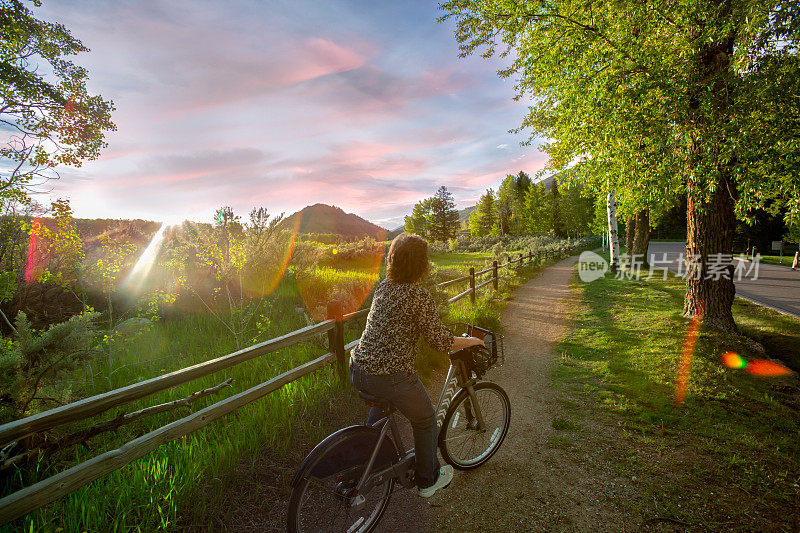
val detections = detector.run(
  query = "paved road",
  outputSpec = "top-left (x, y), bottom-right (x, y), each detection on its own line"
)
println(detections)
top-left (645, 241), bottom-right (800, 318)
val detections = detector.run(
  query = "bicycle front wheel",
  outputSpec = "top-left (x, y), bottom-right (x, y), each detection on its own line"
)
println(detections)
top-left (439, 382), bottom-right (510, 470)
top-left (288, 425), bottom-right (398, 533)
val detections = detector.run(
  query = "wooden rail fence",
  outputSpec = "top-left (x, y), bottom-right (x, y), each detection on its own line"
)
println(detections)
top-left (0, 243), bottom-right (588, 525)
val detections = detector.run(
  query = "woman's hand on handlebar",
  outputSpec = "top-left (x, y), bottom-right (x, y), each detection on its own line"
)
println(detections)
top-left (451, 335), bottom-right (485, 351)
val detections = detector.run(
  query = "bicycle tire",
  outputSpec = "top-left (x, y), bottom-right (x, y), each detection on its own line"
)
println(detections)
top-left (439, 381), bottom-right (510, 470)
top-left (287, 425), bottom-right (398, 533)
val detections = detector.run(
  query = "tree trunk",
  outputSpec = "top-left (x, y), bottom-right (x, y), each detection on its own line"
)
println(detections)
top-left (606, 193), bottom-right (620, 272)
top-left (683, 166), bottom-right (738, 332)
top-left (625, 215), bottom-right (635, 256)
top-left (683, 14), bottom-right (737, 333)
top-left (632, 209), bottom-right (651, 265)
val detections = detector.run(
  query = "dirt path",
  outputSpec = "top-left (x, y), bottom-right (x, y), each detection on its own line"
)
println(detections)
top-left (422, 254), bottom-right (636, 532)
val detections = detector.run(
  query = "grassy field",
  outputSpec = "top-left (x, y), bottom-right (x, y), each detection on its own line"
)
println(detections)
top-left (734, 253), bottom-right (800, 268)
top-left (554, 266), bottom-right (800, 531)
top-left (2, 276), bottom-right (364, 532)
top-left (430, 251), bottom-right (493, 270)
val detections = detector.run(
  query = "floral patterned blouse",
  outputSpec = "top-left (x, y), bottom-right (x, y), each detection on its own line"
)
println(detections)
top-left (352, 278), bottom-right (454, 375)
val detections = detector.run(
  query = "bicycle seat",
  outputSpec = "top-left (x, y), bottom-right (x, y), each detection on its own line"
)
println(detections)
top-left (358, 390), bottom-right (391, 408)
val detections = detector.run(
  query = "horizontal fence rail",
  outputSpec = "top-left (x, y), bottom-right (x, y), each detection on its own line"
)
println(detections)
top-left (0, 352), bottom-right (337, 525)
top-left (0, 320), bottom-right (336, 447)
top-left (0, 239), bottom-right (593, 526)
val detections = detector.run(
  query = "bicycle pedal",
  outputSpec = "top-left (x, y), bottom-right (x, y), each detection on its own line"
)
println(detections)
top-left (351, 494), bottom-right (366, 507)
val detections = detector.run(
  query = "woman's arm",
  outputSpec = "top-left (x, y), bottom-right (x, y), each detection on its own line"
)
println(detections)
top-left (451, 335), bottom-right (485, 351)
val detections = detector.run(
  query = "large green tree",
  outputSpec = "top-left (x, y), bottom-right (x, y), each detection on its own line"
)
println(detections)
top-left (497, 171), bottom-right (531, 235)
top-left (469, 188), bottom-right (498, 237)
top-left (1, 0), bottom-right (115, 202)
top-left (440, 0), bottom-right (800, 331)
top-left (429, 186), bottom-right (460, 241)
top-left (404, 196), bottom-right (434, 239)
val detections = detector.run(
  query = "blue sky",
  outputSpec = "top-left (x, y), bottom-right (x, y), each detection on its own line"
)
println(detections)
top-left (38, 0), bottom-right (546, 228)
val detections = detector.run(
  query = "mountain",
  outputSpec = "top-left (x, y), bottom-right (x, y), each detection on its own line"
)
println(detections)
top-left (281, 203), bottom-right (388, 240)
top-left (458, 205), bottom-right (476, 225)
top-left (387, 226), bottom-right (404, 240)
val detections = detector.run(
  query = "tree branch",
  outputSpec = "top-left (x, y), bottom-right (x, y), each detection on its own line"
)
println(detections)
top-left (0, 378), bottom-right (234, 472)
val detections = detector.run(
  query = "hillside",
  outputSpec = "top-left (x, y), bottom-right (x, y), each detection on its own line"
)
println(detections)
top-left (458, 205), bottom-right (476, 225)
top-left (281, 203), bottom-right (387, 240)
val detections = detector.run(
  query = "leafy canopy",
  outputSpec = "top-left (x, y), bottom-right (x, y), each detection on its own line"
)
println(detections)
top-left (1, 0), bottom-right (115, 202)
top-left (438, 0), bottom-right (800, 225)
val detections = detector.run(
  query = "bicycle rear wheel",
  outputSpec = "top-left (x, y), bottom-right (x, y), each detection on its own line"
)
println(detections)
top-left (439, 382), bottom-right (510, 470)
top-left (288, 425), bottom-right (398, 533)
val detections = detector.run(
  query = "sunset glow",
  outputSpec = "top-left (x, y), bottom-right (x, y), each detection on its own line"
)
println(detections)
top-left (38, 0), bottom-right (542, 229)
top-left (124, 222), bottom-right (172, 293)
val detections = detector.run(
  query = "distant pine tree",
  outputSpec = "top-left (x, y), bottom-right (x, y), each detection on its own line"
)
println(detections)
top-left (429, 186), bottom-right (459, 241)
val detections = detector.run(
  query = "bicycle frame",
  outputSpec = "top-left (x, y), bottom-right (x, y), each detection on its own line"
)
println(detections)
top-left (355, 356), bottom-right (486, 495)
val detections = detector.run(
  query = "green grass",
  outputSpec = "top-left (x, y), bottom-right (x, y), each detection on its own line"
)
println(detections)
top-left (735, 253), bottom-right (800, 268)
top-left (2, 279), bottom-right (362, 533)
top-left (430, 251), bottom-right (493, 271)
top-left (555, 268), bottom-right (800, 531)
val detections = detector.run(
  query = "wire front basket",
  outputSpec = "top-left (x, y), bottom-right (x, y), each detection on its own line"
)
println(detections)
top-left (447, 323), bottom-right (505, 375)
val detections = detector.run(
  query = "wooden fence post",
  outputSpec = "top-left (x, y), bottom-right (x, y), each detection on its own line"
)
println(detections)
top-left (469, 267), bottom-right (476, 304)
top-left (493, 260), bottom-right (499, 290)
top-left (326, 301), bottom-right (346, 373)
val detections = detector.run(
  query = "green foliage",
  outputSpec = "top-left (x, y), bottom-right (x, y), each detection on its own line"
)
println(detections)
top-left (295, 266), bottom-right (378, 319)
top-left (0, 310), bottom-right (99, 423)
top-left (83, 234), bottom-right (137, 294)
top-left (406, 187), bottom-right (462, 241)
top-left (558, 183), bottom-right (595, 237)
top-left (496, 172), bottom-right (529, 235)
top-left (169, 206), bottom-right (289, 349)
top-left (29, 199), bottom-right (84, 287)
top-left (428, 186), bottom-right (460, 241)
top-left (439, 0), bottom-right (800, 325)
top-left (469, 188), bottom-right (497, 238)
top-left (404, 196), bottom-right (434, 239)
top-left (523, 181), bottom-right (552, 234)
top-left (0, 0), bottom-right (115, 202)
top-left (0, 269), bottom-right (16, 303)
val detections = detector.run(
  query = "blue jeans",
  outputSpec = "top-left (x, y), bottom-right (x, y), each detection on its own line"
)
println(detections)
top-left (350, 360), bottom-right (440, 488)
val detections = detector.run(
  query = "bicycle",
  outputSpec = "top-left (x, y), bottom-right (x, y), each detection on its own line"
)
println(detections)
top-left (287, 324), bottom-right (510, 533)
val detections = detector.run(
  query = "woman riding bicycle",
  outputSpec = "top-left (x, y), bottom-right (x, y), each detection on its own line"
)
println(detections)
top-left (350, 233), bottom-right (484, 497)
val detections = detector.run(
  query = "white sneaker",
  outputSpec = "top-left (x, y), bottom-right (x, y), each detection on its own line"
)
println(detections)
top-left (417, 465), bottom-right (453, 498)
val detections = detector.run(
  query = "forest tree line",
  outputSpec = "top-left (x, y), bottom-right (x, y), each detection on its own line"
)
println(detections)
top-left (405, 172), bottom-right (596, 242)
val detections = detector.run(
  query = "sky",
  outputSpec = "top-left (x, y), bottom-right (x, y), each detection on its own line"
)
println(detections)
top-left (37, 0), bottom-right (547, 229)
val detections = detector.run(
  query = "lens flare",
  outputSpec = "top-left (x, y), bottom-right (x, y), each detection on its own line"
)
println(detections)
top-left (721, 351), bottom-right (793, 377)
top-left (124, 222), bottom-right (170, 293)
top-left (675, 304), bottom-right (703, 405)
top-left (721, 351), bottom-right (747, 369)
top-left (744, 359), bottom-right (792, 377)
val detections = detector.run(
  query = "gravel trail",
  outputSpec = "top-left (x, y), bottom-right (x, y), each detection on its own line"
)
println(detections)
top-left (422, 254), bottom-right (633, 532)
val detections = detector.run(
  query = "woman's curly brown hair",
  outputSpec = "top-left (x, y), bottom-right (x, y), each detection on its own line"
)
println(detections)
top-left (386, 233), bottom-right (430, 283)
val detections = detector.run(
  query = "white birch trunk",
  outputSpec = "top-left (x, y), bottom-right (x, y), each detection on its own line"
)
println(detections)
top-left (607, 192), bottom-right (620, 272)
